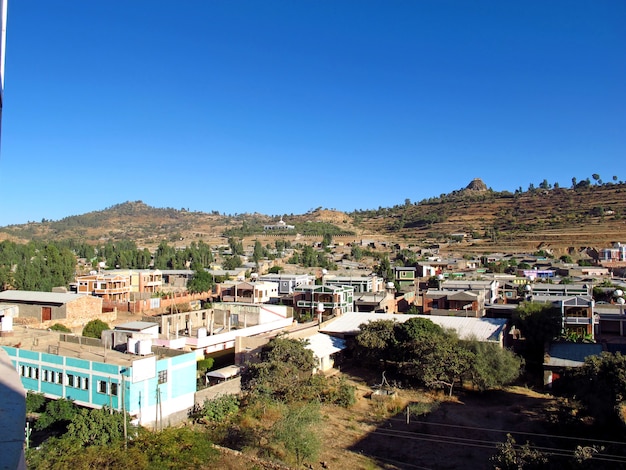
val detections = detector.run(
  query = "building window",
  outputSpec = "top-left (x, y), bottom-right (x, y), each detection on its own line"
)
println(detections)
top-left (57, 373), bottom-right (63, 384)
top-left (82, 377), bottom-right (89, 390)
top-left (110, 382), bottom-right (118, 396)
top-left (43, 369), bottom-right (50, 382)
top-left (19, 365), bottom-right (25, 376)
top-left (158, 370), bottom-right (168, 384)
top-left (97, 380), bottom-right (108, 394)
top-left (67, 374), bottom-right (75, 388)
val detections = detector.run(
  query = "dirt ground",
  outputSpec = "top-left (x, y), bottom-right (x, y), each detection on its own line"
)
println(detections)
top-left (314, 368), bottom-right (560, 470)
top-left (205, 366), bottom-right (567, 470)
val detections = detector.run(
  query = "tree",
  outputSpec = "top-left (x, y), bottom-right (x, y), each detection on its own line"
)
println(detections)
top-left (242, 336), bottom-right (319, 402)
top-left (354, 319), bottom-right (398, 364)
top-left (187, 268), bottom-right (214, 294)
top-left (34, 398), bottom-right (79, 431)
top-left (82, 319), bottom-right (110, 339)
top-left (322, 232), bottom-right (332, 247)
top-left (572, 176), bottom-right (577, 188)
top-left (228, 238), bottom-right (244, 255)
top-left (463, 341), bottom-right (522, 391)
top-left (512, 302), bottom-right (562, 366)
top-left (272, 402), bottom-right (321, 467)
top-left (567, 352), bottom-right (626, 424)
top-left (592, 173), bottom-right (601, 185)
top-left (412, 335), bottom-right (474, 396)
top-left (65, 407), bottom-right (131, 447)
top-left (252, 239), bottom-right (266, 265)
top-left (222, 255), bottom-right (242, 270)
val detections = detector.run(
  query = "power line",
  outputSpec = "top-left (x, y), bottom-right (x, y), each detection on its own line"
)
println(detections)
top-left (367, 427), bottom-right (626, 465)
top-left (389, 416), bottom-right (626, 447)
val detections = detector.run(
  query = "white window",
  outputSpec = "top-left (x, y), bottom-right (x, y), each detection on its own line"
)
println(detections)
top-left (97, 380), bottom-right (107, 394)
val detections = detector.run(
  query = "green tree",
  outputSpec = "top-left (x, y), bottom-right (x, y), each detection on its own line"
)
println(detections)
top-left (228, 238), bottom-right (244, 255)
top-left (82, 319), bottom-right (110, 339)
top-left (34, 398), bottom-right (79, 431)
top-left (65, 407), bottom-right (131, 447)
top-left (253, 239), bottom-right (265, 265)
top-left (412, 335), bottom-right (474, 396)
top-left (26, 392), bottom-right (47, 413)
top-left (567, 352), bottom-right (626, 424)
top-left (322, 232), bottom-right (333, 247)
top-left (351, 245), bottom-right (363, 261)
top-left (463, 340), bottom-right (522, 390)
top-left (222, 255), bottom-right (242, 270)
top-left (187, 268), bottom-right (214, 294)
top-left (512, 302), bottom-right (562, 366)
top-left (354, 319), bottom-right (398, 364)
top-left (272, 402), bottom-right (321, 467)
top-left (242, 336), bottom-right (319, 402)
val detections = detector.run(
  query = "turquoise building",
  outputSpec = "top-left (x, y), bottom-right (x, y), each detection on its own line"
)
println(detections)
top-left (1, 328), bottom-right (197, 428)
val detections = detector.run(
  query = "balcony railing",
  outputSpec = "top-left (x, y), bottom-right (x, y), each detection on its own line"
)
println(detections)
top-left (565, 317), bottom-right (593, 325)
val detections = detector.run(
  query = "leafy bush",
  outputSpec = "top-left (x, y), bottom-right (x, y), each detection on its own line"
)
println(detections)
top-left (327, 378), bottom-right (356, 408)
top-left (82, 319), bottom-right (110, 339)
top-left (26, 392), bottom-right (46, 413)
top-left (49, 323), bottom-right (72, 333)
top-left (197, 394), bottom-right (240, 423)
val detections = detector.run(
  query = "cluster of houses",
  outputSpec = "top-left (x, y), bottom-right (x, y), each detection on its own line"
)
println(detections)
top-left (1, 240), bottom-right (626, 432)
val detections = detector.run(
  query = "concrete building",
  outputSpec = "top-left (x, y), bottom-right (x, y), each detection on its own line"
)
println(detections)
top-left (1, 327), bottom-right (197, 428)
top-left (258, 273), bottom-right (314, 295)
top-left (292, 284), bottom-right (354, 320)
top-left (75, 272), bottom-right (131, 302)
top-left (0, 290), bottom-right (106, 328)
top-left (219, 281), bottom-right (279, 304)
top-left (323, 274), bottom-right (382, 293)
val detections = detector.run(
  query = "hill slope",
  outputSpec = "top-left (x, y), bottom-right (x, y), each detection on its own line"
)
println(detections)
top-left (1, 183), bottom-right (625, 254)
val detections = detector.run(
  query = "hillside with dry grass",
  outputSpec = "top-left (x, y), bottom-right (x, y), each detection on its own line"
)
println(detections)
top-left (1, 181), bottom-right (625, 254)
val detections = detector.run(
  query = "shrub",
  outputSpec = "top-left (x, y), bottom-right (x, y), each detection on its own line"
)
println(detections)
top-left (26, 392), bottom-right (46, 413)
top-left (82, 319), bottom-right (110, 339)
top-left (50, 323), bottom-right (72, 333)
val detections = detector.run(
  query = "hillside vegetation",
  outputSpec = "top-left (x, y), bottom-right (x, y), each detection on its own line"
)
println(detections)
top-left (1, 180), bottom-right (626, 254)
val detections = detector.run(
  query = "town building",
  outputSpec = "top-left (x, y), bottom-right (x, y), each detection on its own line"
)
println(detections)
top-left (75, 272), bottom-right (132, 302)
top-left (218, 281), bottom-right (279, 304)
top-left (0, 290), bottom-right (106, 329)
top-left (1, 326), bottom-right (197, 428)
top-left (258, 273), bottom-right (314, 295)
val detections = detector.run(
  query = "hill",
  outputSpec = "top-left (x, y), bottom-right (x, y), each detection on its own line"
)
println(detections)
top-left (1, 182), bottom-right (626, 255)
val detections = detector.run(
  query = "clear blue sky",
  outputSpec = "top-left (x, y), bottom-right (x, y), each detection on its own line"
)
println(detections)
top-left (1, 1), bottom-right (624, 225)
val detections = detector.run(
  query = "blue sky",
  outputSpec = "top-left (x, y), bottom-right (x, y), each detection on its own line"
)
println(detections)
top-left (0, 1), bottom-right (624, 225)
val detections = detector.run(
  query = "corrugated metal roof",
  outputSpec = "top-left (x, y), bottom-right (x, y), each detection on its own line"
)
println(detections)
top-left (305, 333), bottom-right (346, 357)
top-left (321, 312), bottom-right (507, 343)
top-left (0, 290), bottom-right (87, 304)
top-left (545, 343), bottom-right (603, 368)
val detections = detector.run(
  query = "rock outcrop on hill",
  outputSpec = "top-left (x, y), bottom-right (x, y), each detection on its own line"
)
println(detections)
top-left (465, 178), bottom-right (488, 192)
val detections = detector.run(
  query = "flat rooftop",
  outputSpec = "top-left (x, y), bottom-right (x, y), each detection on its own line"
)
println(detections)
top-left (0, 326), bottom-right (135, 367)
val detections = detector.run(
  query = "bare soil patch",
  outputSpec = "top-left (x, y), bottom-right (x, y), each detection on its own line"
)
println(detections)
top-left (315, 368), bottom-right (559, 470)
